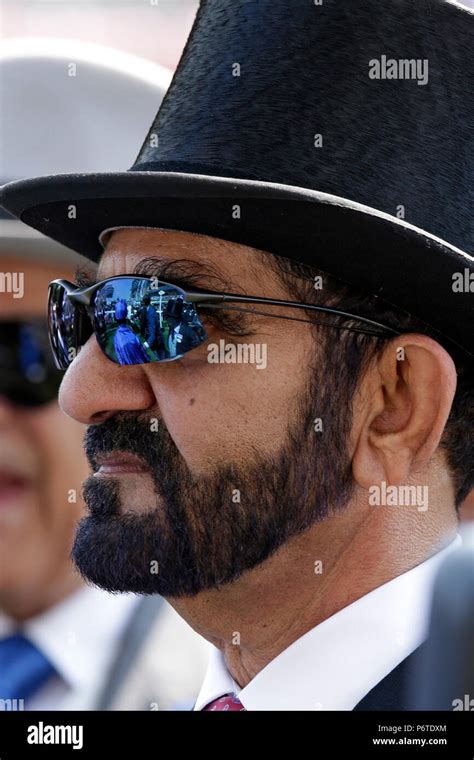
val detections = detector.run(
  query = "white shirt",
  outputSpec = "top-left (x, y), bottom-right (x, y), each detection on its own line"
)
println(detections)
top-left (194, 535), bottom-right (461, 711)
top-left (0, 585), bottom-right (139, 709)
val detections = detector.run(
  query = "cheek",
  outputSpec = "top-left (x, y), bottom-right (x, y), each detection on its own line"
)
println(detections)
top-left (0, 407), bottom-right (88, 587)
top-left (29, 404), bottom-right (89, 522)
top-left (148, 338), bottom-right (307, 472)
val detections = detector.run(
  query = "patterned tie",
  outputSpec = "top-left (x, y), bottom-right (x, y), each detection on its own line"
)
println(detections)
top-left (0, 633), bottom-right (56, 703)
top-left (203, 693), bottom-right (246, 711)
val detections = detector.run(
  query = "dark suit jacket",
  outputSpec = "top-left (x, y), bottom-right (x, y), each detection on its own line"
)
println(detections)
top-left (354, 645), bottom-right (425, 710)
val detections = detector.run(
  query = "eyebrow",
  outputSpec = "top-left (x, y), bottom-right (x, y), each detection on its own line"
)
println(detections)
top-left (75, 256), bottom-right (247, 295)
top-left (74, 265), bottom-right (98, 288)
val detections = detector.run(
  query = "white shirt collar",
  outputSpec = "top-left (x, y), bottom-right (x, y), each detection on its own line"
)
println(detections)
top-left (194, 535), bottom-right (461, 710)
top-left (0, 584), bottom-right (140, 693)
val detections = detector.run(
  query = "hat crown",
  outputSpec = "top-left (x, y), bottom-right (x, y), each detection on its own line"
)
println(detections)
top-left (132, 0), bottom-right (474, 254)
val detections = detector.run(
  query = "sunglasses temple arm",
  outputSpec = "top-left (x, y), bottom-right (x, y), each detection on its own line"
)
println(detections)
top-left (191, 292), bottom-right (399, 337)
top-left (187, 292), bottom-right (226, 304)
top-left (199, 303), bottom-right (394, 338)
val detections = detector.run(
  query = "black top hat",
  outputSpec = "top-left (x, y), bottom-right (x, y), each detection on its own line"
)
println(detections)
top-left (1, 0), bottom-right (472, 358)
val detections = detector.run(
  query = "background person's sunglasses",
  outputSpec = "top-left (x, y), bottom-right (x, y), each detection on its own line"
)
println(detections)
top-left (48, 276), bottom-right (400, 369)
top-left (0, 319), bottom-right (63, 407)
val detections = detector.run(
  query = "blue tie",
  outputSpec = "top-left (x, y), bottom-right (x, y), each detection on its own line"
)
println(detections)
top-left (0, 633), bottom-right (56, 702)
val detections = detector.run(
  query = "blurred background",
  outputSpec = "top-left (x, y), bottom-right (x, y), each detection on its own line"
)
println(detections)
top-left (1, 0), bottom-right (199, 69)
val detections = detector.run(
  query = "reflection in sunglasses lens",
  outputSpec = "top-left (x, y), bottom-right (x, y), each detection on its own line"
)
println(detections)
top-left (92, 279), bottom-right (207, 366)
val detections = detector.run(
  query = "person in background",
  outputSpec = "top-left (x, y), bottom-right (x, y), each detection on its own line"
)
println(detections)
top-left (113, 300), bottom-right (150, 366)
top-left (139, 295), bottom-right (165, 358)
top-left (459, 491), bottom-right (474, 522)
top-left (0, 41), bottom-right (209, 711)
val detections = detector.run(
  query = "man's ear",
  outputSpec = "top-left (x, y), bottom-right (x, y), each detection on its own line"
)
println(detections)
top-left (352, 334), bottom-right (457, 488)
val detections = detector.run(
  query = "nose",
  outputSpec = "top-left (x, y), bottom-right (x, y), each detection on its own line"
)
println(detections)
top-left (59, 335), bottom-right (156, 425)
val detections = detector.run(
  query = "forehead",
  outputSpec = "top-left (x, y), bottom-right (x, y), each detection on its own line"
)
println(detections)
top-left (98, 227), bottom-right (270, 282)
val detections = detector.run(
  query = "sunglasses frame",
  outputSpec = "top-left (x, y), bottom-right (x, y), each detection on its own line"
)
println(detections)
top-left (48, 275), bottom-right (400, 368)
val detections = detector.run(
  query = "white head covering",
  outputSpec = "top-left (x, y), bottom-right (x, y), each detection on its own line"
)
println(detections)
top-left (0, 38), bottom-right (171, 263)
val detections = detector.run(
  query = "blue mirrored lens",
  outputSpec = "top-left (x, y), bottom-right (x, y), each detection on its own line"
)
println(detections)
top-left (92, 278), bottom-right (207, 366)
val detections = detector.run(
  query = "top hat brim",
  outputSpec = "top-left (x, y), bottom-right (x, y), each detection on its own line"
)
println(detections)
top-left (0, 170), bottom-right (472, 359)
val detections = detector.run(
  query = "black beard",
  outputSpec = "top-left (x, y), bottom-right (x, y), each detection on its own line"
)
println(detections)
top-left (72, 370), bottom-right (354, 598)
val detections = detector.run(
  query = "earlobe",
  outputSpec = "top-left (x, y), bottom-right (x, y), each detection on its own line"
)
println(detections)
top-left (352, 335), bottom-right (457, 491)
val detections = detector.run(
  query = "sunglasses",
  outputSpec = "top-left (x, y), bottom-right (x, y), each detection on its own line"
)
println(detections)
top-left (48, 275), bottom-right (399, 369)
top-left (0, 319), bottom-right (63, 407)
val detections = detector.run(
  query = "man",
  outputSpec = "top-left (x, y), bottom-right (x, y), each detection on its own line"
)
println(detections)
top-left (140, 295), bottom-right (165, 357)
top-left (0, 42), bottom-right (209, 711)
top-left (1, 0), bottom-right (472, 710)
top-left (113, 299), bottom-right (150, 365)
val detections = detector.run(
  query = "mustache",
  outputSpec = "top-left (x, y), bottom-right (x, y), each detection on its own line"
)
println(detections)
top-left (83, 413), bottom-right (180, 473)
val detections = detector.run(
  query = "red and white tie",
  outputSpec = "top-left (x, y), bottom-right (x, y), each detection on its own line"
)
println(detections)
top-left (203, 693), bottom-right (246, 711)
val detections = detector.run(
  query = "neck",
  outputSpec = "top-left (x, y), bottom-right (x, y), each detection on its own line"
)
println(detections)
top-left (169, 495), bottom-right (458, 688)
